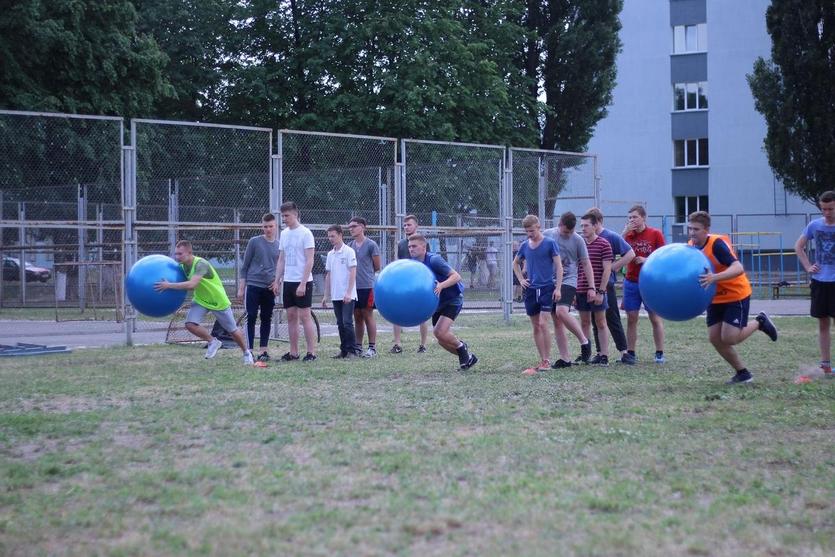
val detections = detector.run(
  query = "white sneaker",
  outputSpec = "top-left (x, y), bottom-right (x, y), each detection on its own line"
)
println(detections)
top-left (363, 347), bottom-right (377, 358)
top-left (205, 338), bottom-right (222, 359)
top-left (243, 351), bottom-right (255, 365)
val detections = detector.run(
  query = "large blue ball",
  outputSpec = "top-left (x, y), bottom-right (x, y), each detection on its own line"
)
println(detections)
top-left (375, 259), bottom-right (439, 327)
top-left (638, 243), bottom-right (716, 321)
top-left (125, 255), bottom-right (187, 318)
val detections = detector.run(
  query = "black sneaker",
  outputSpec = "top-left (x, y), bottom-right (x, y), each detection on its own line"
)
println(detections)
top-left (590, 354), bottom-right (609, 366)
top-left (726, 369), bottom-right (753, 384)
top-left (389, 344), bottom-right (403, 354)
top-left (456, 342), bottom-right (469, 366)
top-left (280, 352), bottom-right (300, 362)
top-left (574, 342), bottom-right (591, 364)
top-left (302, 353), bottom-right (317, 362)
top-left (620, 353), bottom-right (636, 365)
top-left (332, 352), bottom-right (348, 359)
top-left (756, 312), bottom-right (778, 341)
top-left (417, 345), bottom-right (427, 353)
top-left (551, 359), bottom-right (572, 369)
top-left (257, 351), bottom-right (271, 362)
top-left (460, 353), bottom-right (478, 370)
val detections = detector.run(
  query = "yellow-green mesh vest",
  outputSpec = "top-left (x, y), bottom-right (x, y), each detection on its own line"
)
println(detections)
top-left (183, 257), bottom-right (229, 310)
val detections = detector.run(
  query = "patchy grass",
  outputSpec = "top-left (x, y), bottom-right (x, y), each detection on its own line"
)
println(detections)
top-left (0, 314), bottom-right (832, 556)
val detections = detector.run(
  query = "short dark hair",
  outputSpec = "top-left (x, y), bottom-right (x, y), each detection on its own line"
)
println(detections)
top-left (279, 201), bottom-right (299, 215)
top-left (688, 211), bottom-right (711, 228)
top-left (262, 213), bottom-right (276, 223)
top-left (404, 214), bottom-right (418, 225)
top-left (327, 224), bottom-right (343, 235)
top-left (175, 239), bottom-right (192, 250)
top-left (586, 207), bottom-right (604, 222)
top-left (581, 212), bottom-right (600, 226)
top-left (408, 233), bottom-right (427, 245)
top-left (559, 211), bottom-right (576, 230)
top-left (628, 205), bottom-right (646, 217)
top-left (819, 191), bottom-right (835, 204)
top-left (349, 216), bottom-right (367, 227)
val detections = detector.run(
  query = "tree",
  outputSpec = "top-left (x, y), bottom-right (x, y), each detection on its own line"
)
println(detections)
top-left (0, 0), bottom-right (173, 116)
top-left (748, 0), bottom-right (835, 205)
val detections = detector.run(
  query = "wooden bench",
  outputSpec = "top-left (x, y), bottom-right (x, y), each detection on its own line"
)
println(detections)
top-left (771, 281), bottom-right (809, 300)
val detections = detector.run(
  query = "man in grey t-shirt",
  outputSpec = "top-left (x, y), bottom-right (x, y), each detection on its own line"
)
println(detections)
top-left (237, 213), bottom-right (281, 361)
top-left (543, 212), bottom-right (594, 367)
top-left (391, 214), bottom-right (430, 354)
top-left (348, 217), bottom-right (382, 357)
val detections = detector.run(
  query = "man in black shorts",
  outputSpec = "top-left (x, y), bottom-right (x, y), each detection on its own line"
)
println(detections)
top-left (408, 234), bottom-right (477, 370)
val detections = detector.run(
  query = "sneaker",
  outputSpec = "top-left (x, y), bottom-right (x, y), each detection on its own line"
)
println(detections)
top-left (726, 369), bottom-right (753, 384)
top-left (575, 342), bottom-right (591, 364)
top-left (205, 338), bottom-right (222, 359)
top-left (590, 354), bottom-right (609, 366)
top-left (822, 364), bottom-right (833, 375)
top-left (756, 312), bottom-right (778, 341)
top-left (551, 359), bottom-right (572, 369)
top-left (537, 359), bottom-right (551, 371)
top-left (243, 351), bottom-right (255, 365)
top-left (417, 345), bottom-right (427, 353)
top-left (257, 351), bottom-right (270, 362)
top-left (460, 353), bottom-right (478, 370)
top-left (654, 353), bottom-right (666, 364)
top-left (457, 342), bottom-right (469, 366)
top-left (332, 352), bottom-right (348, 359)
top-left (389, 344), bottom-right (403, 354)
top-left (280, 352), bottom-right (300, 362)
top-left (302, 353), bottom-right (317, 362)
top-left (620, 353), bottom-right (636, 365)
top-left (363, 347), bottom-right (377, 358)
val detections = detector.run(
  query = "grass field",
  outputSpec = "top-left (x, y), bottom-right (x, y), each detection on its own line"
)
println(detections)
top-left (0, 314), bottom-right (832, 556)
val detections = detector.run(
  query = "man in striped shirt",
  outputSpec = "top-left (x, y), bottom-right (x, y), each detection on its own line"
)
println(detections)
top-left (577, 212), bottom-right (614, 366)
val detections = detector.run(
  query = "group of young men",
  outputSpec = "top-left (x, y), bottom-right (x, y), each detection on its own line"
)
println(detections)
top-left (154, 202), bottom-right (476, 370)
top-left (513, 206), bottom-right (778, 383)
top-left (151, 193), bottom-right (835, 384)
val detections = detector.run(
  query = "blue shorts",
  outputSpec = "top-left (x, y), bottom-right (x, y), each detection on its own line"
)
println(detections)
top-left (706, 297), bottom-right (750, 328)
top-left (432, 298), bottom-right (463, 326)
top-left (575, 292), bottom-right (608, 313)
top-left (622, 279), bottom-right (647, 312)
top-left (524, 284), bottom-right (555, 316)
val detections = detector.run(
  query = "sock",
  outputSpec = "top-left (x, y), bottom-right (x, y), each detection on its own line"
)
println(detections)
top-left (736, 368), bottom-right (749, 375)
top-left (655, 350), bottom-right (663, 357)
top-left (628, 350), bottom-right (636, 356)
top-left (456, 342), bottom-right (467, 355)
top-left (369, 343), bottom-right (376, 349)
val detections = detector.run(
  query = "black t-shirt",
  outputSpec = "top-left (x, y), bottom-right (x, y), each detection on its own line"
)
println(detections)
top-left (397, 238), bottom-right (409, 260)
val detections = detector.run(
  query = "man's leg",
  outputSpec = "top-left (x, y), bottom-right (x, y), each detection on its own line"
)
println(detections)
top-left (259, 287), bottom-right (276, 351)
top-left (244, 286), bottom-right (258, 351)
top-left (648, 311), bottom-right (665, 352)
top-left (552, 310), bottom-right (570, 361)
top-left (363, 307), bottom-right (377, 346)
top-left (419, 320), bottom-right (429, 347)
top-left (594, 310), bottom-right (609, 357)
top-left (434, 315), bottom-right (460, 354)
top-left (298, 307), bottom-right (317, 356)
top-left (333, 301), bottom-right (346, 354)
top-left (354, 306), bottom-right (366, 347)
top-left (818, 317), bottom-right (831, 366)
top-left (392, 324), bottom-right (402, 349)
top-left (626, 310), bottom-right (639, 352)
top-left (343, 301), bottom-right (358, 355)
top-left (606, 283), bottom-right (627, 353)
top-left (287, 306), bottom-right (300, 356)
top-left (708, 323), bottom-right (747, 371)
top-left (185, 321), bottom-right (213, 342)
top-left (528, 312), bottom-right (550, 363)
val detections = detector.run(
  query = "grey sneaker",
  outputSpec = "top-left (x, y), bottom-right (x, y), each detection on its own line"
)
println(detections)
top-left (205, 338), bottom-right (223, 359)
top-left (756, 312), bottom-right (778, 341)
top-left (243, 351), bottom-right (255, 365)
top-left (363, 347), bottom-right (377, 358)
top-left (654, 352), bottom-right (666, 364)
top-left (389, 344), bottom-right (403, 354)
top-left (417, 345), bottom-right (427, 353)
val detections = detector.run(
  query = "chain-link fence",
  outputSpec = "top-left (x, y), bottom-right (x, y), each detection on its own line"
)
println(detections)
top-left (1, 109), bottom-right (820, 346)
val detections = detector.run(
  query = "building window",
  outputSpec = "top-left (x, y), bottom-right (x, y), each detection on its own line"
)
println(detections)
top-left (675, 195), bottom-right (709, 223)
top-left (674, 138), bottom-right (709, 167)
top-left (674, 82), bottom-right (708, 110)
top-left (673, 23), bottom-right (707, 53)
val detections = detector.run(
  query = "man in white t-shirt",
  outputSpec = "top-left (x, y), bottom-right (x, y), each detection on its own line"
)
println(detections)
top-left (322, 224), bottom-right (359, 359)
top-left (273, 201), bottom-right (318, 362)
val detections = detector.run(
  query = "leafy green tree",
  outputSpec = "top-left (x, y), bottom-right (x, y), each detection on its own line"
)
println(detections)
top-left (747, 0), bottom-right (835, 205)
top-left (0, 0), bottom-right (172, 115)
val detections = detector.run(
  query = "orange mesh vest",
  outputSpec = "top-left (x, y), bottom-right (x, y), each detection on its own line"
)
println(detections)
top-left (689, 234), bottom-right (752, 303)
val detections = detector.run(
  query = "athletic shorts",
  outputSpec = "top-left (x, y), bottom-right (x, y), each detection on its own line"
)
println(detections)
top-left (432, 298), bottom-right (463, 326)
top-left (810, 279), bottom-right (835, 318)
top-left (524, 284), bottom-right (555, 316)
top-left (552, 284), bottom-right (576, 310)
top-left (186, 304), bottom-right (239, 333)
top-left (706, 296), bottom-right (750, 328)
top-left (283, 281), bottom-right (313, 309)
top-left (622, 279), bottom-right (648, 312)
top-left (356, 288), bottom-right (376, 310)
top-left (575, 292), bottom-right (608, 313)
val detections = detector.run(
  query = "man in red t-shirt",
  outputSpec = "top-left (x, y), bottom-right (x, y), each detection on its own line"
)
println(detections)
top-left (621, 205), bottom-right (666, 365)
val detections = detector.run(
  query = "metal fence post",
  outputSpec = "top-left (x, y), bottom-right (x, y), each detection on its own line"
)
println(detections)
top-left (503, 149), bottom-right (514, 322)
top-left (18, 202), bottom-right (26, 305)
top-left (123, 123), bottom-right (137, 345)
top-left (77, 184), bottom-right (88, 312)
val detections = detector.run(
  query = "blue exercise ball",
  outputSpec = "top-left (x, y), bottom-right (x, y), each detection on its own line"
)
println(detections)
top-left (375, 259), bottom-right (439, 327)
top-left (125, 255), bottom-right (187, 318)
top-left (638, 243), bottom-right (716, 321)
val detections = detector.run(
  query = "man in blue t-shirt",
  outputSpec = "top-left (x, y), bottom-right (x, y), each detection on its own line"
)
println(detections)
top-left (408, 234), bottom-right (478, 370)
top-left (513, 214), bottom-right (563, 375)
top-left (587, 207), bottom-right (635, 361)
top-left (795, 190), bottom-right (835, 376)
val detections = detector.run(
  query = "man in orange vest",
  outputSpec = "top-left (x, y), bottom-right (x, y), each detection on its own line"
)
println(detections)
top-left (688, 211), bottom-right (778, 384)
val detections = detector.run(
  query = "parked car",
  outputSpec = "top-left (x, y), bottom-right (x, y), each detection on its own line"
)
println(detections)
top-left (2, 257), bottom-right (51, 282)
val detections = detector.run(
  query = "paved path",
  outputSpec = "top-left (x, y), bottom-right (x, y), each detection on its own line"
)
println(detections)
top-left (0, 299), bottom-right (810, 351)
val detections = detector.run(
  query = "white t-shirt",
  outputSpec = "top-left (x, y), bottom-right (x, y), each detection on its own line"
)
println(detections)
top-left (279, 224), bottom-right (315, 282)
top-left (325, 244), bottom-right (358, 301)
